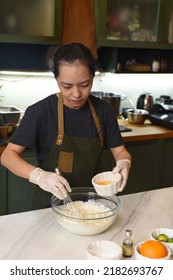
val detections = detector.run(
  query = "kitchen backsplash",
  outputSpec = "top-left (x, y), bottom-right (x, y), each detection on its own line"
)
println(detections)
top-left (0, 71), bottom-right (173, 114)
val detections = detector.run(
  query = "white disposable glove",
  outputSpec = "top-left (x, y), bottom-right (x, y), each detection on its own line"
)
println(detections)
top-left (112, 159), bottom-right (131, 192)
top-left (29, 168), bottom-right (71, 199)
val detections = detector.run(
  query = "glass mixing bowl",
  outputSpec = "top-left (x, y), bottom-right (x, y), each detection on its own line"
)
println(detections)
top-left (51, 187), bottom-right (121, 236)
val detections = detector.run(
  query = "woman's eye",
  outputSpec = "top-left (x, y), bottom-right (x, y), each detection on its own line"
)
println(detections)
top-left (81, 83), bottom-right (90, 87)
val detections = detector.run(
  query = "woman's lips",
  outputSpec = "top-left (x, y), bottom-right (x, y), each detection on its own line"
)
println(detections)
top-left (72, 99), bottom-right (83, 105)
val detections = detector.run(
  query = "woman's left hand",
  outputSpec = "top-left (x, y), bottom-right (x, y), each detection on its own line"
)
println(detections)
top-left (112, 159), bottom-right (131, 191)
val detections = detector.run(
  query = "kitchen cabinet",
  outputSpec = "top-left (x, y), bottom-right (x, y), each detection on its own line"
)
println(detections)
top-left (0, 0), bottom-right (63, 71)
top-left (0, 0), bottom-right (62, 44)
top-left (0, 0), bottom-right (98, 70)
top-left (167, 0), bottom-right (173, 43)
top-left (0, 150), bottom-right (38, 215)
top-left (100, 138), bottom-right (170, 196)
top-left (0, 164), bottom-right (7, 215)
top-left (161, 138), bottom-right (173, 186)
top-left (94, 0), bottom-right (173, 73)
top-left (123, 139), bottom-right (166, 195)
top-left (103, 141), bottom-right (157, 194)
top-left (1, 131), bottom-right (173, 215)
top-left (94, 0), bottom-right (173, 48)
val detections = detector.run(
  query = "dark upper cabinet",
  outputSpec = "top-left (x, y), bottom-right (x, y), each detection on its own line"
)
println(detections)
top-left (0, 0), bottom-right (62, 45)
top-left (0, 0), bottom-right (98, 70)
top-left (94, 0), bottom-right (173, 50)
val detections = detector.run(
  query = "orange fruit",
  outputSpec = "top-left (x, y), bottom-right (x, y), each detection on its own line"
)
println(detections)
top-left (139, 240), bottom-right (168, 259)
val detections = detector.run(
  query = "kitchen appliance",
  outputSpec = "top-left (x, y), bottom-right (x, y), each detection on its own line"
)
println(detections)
top-left (149, 95), bottom-right (173, 129)
top-left (91, 91), bottom-right (131, 132)
top-left (90, 91), bottom-right (126, 117)
top-left (136, 93), bottom-right (154, 113)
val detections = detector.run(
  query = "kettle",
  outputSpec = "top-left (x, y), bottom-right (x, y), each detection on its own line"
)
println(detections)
top-left (136, 93), bottom-right (154, 113)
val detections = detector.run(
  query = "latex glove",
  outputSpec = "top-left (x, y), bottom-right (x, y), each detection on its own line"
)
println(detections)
top-left (29, 168), bottom-right (71, 199)
top-left (112, 159), bottom-right (131, 192)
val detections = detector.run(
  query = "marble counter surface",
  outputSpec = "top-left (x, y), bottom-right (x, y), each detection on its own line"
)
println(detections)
top-left (0, 187), bottom-right (173, 260)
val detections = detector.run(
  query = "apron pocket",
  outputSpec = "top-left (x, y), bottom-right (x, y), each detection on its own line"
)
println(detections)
top-left (58, 151), bottom-right (74, 173)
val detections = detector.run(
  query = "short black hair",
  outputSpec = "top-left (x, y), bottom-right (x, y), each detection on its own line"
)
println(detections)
top-left (53, 43), bottom-right (95, 78)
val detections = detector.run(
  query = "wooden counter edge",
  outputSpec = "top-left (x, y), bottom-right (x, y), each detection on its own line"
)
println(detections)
top-left (119, 119), bottom-right (173, 142)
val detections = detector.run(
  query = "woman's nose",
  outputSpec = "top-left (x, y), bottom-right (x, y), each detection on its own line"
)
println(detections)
top-left (73, 87), bottom-right (82, 98)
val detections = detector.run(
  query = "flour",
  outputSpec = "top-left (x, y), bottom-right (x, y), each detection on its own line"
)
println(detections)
top-left (56, 200), bottom-right (117, 235)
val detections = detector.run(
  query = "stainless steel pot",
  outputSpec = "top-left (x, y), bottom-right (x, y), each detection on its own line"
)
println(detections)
top-left (90, 91), bottom-right (126, 117)
top-left (126, 109), bottom-right (149, 124)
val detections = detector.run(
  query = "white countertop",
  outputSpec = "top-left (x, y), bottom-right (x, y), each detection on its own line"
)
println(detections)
top-left (0, 187), bottom-right (173, 260)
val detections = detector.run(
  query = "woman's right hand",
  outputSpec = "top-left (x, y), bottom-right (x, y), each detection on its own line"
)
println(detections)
top-left (29, 168), bottom-right (71, 199)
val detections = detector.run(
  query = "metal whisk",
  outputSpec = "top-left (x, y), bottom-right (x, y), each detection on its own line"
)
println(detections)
top-left (55, 168), bottom-right (80, 214)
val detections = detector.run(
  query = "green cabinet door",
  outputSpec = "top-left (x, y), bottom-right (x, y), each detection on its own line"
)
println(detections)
top-left (0, 164), bottom-right (7, 215)
top-left (1, 138), bottom-right (173, 215)
top-left (94, 0), bottom-right (172, 48)
top-left (162, 138), bottom-right (173, 186)
top-left (0, 0), bottom-right (62, 44)
top-left (7, 150), bottom-right (38, 214)
top-left (121, 140), bottom-right (157, 195)
top-left (96, 137), bottom-right (173, 196)
top-left (122, 138), bottom-right (173, 195)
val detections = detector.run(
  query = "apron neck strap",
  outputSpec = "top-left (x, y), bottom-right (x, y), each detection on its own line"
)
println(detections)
top-left (56, 93), bottom-right (104, 147)
top-left (56, 92), bottom-right (64, 145)
top-left (87, 97), bottom-right (104, 147)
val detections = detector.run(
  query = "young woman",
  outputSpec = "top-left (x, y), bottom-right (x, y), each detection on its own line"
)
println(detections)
top-left (1, 43), bottom-right (131, 209)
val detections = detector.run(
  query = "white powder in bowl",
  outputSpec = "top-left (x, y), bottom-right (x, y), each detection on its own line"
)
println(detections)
top-left (56, 200), bottom-right (117, 235)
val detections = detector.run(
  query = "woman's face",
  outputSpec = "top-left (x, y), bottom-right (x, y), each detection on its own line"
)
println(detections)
top-left (56, 60), bottom-right (93, 109)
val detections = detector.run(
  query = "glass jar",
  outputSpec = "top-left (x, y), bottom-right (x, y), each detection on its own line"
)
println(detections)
top-left (122, 229), bottom-right (133, 257)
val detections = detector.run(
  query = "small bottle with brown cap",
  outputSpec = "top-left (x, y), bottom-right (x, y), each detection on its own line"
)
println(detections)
top-left (122, 229), bottom-right (133, 257)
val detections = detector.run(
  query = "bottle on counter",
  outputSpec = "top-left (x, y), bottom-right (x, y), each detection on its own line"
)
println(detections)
top-left (152, 58), bottom-right (160, 72)
top-left (122, 229), bottom-right (133, 257)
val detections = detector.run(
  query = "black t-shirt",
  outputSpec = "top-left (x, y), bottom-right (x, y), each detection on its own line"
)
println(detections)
top-left (11, 94), bottom-right (123, 163)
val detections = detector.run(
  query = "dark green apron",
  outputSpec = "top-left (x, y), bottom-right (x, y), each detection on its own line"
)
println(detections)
top-left (32, 93), bottom-right (104, 209)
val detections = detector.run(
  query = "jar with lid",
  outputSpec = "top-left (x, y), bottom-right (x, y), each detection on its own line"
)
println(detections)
top-left (152, 58), bottom-right (160, 72)
top-left (122, 229), bottom-right (133, 257)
